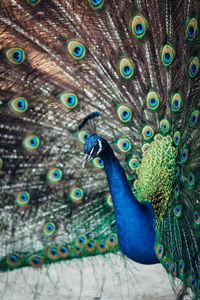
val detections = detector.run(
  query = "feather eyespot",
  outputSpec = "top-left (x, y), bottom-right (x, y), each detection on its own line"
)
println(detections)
top-left (189, 57), bottom-right (199, 78)
top-left (171, 93), bottom-right (182, 112)
top-left (107, 234), bottom-right (118, 247)
top-left (142, 143), bottom-right (150, 152)
top-left (25, 0), bottom-right (41, 5)
top-left (174, 184), bottom-right (180, 198)
top-left (173, 131), bottom-right (181, 146)
top-left (117, 105), bottom-right (132, 122)
top-left (188, 173), bottom-right (195, 187)
top-left (181, 148), bottom-right (188, 163)
top-left (16, 191), bottom-right (30, 207)
top-left (160, 119), bottom-right (170, 133)
top-left (9, 97), bottom-right (28, 114)
top-left (161, 45), bottom-right (175, 66)
top-left (175, 167), bottom-right (180, 177)
top-left (179, 260), bottom-right (184, 276)
top-left (93, 157), bottom-right (104, 168)
top-left (189, 110), bottom-right (199, 127)
top-left (59, 92), bottom-right (78, 110)
top-left (117, 138), bottom-right (131, 152)
top-left (78, 131), bottom-right (90, 144)
top-left (119, 58), bottom-right (135, 79)
top-left (194, 211), bottom-right (200, 225)
top-left (22, 135), bottom-right (40, 151)
top-left (85, 240), bottom-right (97, 252)
top-left (132, 15), bottom-right (147, 38)
top-left (89, 0), bottom-right (104, 9)
top-left (128, 158), bottom-right (139, 171)
top-left (146, 91), bottom-right (160, 110)
top-left (164, 259), bottom-right (171, 272)
top-left (155, 244), bottom-right (164, 259)
top-left (170, 263), bottom-right (177, 277)
top-left (47, 168), bottom-right (63, 183)
top-left (76, 235), bottom-right (87, 248)
top-left (6, 48), bottom-right (25, 65)
top-left (72, 244), bottom-right (83, 256)
top-left (174, 205), bottom-right (182, 217)
top-left (106, 194), bottom-right (113, 207)
top-left (57, 244), bottom-right (71, 258)
top-left (7, 253), bottom-right (21, 267)
top-left (43, 222), bottom-right (56, 237)
top-left (47, 246), bottom-right (59, 260)
top-left (187, 276), bottom-right (196, 291)
top-left (67, 40), bottom-right (86, 60)
top-left (142, 126), bottom-right (154, 140)
top-left (186, 18), bottom-right (198, 40)
top-left (98, 240), bottom-right (108, 253)
top-left (69, 187), bottom-right (84, 203)
top-left (29, 255), bottom-right (44, 268)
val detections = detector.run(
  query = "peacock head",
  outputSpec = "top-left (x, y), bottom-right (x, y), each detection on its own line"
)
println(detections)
top-left (83, 134), bottom-right (107, 167)
top-left (78, 112), bottom-right (107, 167)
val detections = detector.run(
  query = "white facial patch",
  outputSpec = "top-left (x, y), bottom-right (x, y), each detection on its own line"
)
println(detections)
top-left (97, 140), bottom-right (102, 155)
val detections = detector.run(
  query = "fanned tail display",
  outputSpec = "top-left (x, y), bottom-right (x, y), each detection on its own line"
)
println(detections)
top-left (0, 0), bottom-right (199, 298)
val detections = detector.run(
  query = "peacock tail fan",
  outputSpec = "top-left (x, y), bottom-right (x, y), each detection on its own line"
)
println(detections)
top-left (0, 0), bottom-right (199, 299)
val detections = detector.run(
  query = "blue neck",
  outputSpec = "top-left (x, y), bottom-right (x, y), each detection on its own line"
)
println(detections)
top-left (101, 145), bottom-right (158, 264)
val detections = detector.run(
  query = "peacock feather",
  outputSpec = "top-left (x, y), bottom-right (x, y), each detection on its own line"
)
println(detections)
top-left (0, 0), bottom-right (200, 298)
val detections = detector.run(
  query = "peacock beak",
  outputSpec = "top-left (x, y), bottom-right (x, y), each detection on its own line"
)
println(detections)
top-left (82, 148), bottom-right (94, 167)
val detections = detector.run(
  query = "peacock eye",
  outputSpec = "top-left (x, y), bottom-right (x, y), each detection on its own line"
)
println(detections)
top-left (7, 253), bottom-right (21, 267)
top-left (161, 45), bottom-right (175, 66)
top-left (181, 148), bottom-right (188, 163)
top-left (89, 0), bottom-right (104, 9)
top-left (160, 119), bottom-right (170, 133)
top-left (22, 135), bottom-right (40, 151)
top-left (29, 255), bottom-right (44, 268)
top-left (47, 246), bottom-right (59, 260)
top-left (142, 126), bottom-right (154, 140)
top-left (59, 92), bottom-right (78, 110)
top-left (57, 244), bottom-right (70, 258)
top-left (146, 91), bottom-right (160, 110)
top-left (26, 0), bottom-right (41, 5)
top-left (9, 97), bottom-right (28, 114)
top-left (188, 173), bottom-right (195, 186)
top-left (119, 58), bottom-right (135, 79)
top-left (117, 138), bottom-right (132, 152)
top-left (188, 57), bottom-right (199, 78)
top-left (173, 131), bottom-right (181, 146)
top-left (186, 18), bottom-right (197, 40)
top-left (189, 110), bottom-right (199, 127)
top-left (67, 40), bottom-right (86, 60)
top-left (43, 222), bottom-right (56, 237)
top-left (69, 187), bottom-right (84, 203)
top-left (171, 93), bottom-right (182, 112)
top-left (16, 191), bottom-right (30, 207)
top-left (117, 105), bottom-right (132, 122)
top-left (93, 157), bottom-right (104, 168)
top-left (47, 168), bottom-right (63, 183)
top-left (132, 15), bottom-right (147, 39)
top-left (6, 48), bottom-right (25, 65)
top-left (128, 158), bottom-right (139, 171)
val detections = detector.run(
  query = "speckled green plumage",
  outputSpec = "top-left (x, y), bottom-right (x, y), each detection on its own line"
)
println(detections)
top-left (0, 0), bottom-right (199, 298)
top-left (136, 135), bottom-right (177, 225)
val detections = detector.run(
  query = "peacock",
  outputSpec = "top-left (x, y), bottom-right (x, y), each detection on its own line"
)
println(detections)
top-left (0, 0), bottom-right (199, 299)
